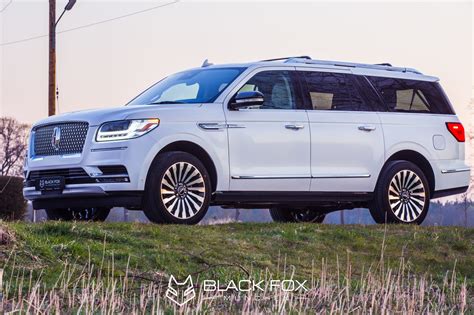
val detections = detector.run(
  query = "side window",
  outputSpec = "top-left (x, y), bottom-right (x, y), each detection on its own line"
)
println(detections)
top-left (303, 72), bottom-right (371, 111)
top-left (236, 71), bottom-right (298, 110)
top-left (395, 89), bottom-right (429, 112)
top-left (353, 75), bottom-right (387, 112)
top-left (367, 76), bottom-right (454, 114)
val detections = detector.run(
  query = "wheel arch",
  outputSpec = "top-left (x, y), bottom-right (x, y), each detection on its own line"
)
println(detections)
top-left (380, 150), bottom-right (435, 194)
top-left (154, 141), bottom-right (218, 193)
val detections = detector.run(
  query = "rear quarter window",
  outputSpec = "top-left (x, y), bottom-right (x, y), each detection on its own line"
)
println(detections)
top-left (367, 76), bottom-right (454, 114)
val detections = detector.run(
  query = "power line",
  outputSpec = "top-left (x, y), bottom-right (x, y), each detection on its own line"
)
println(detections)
top-left (0, 0), bottom-right (179, 47)
top-left (0, 0), bottom-right (12, 13)
top-left (0, 33), bottom-right (47, 46)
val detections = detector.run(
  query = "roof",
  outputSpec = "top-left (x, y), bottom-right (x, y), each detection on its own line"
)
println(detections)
top-left (201, 56), bottom-right (439, 82)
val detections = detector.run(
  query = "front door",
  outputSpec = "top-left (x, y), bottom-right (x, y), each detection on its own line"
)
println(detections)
top-left (224, 68), bottom-right (311, 191)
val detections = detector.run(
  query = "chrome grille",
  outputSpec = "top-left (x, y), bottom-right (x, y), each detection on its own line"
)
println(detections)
top-left (33, 122), bottom-right (89, 157)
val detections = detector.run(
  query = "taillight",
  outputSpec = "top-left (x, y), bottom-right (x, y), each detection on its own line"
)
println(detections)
top-left (446, 122), bottom-right (465, 142)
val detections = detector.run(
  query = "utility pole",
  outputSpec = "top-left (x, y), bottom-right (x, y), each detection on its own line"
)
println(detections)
top-left (48, 0), bottom-right (76, 117)
top-left (48, 0), bottom-right (56, 117)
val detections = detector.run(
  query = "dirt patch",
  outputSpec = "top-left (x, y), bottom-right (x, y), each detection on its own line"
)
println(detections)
top-left (0, 225), bottom-right (16, 246)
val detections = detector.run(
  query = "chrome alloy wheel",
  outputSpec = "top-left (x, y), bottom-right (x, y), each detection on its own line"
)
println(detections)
top-left (160, 162), bottom-right (206, 220)
top-left (388, 170), bottom-right (426, 222)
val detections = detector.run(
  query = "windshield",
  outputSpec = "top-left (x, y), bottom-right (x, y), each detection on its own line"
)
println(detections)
top-left (128, 67), bottom-right (246, 105)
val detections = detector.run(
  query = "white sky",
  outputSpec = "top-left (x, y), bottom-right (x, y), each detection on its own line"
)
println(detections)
top-left (0, 0), bottom-right (472, 126)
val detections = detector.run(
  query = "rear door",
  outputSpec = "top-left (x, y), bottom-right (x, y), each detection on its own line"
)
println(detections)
top-left (297, 67), bottom-right (385, 192)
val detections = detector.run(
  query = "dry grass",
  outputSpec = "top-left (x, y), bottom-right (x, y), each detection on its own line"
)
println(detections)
top-left (0, 248), bottom-right (469, 313)
top-left (0, 222), bottom-right (472, 313)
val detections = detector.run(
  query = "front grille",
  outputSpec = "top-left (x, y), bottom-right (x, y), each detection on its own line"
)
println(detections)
top-left (28, 168), bottom-right (88, 179)
top-left (26, 167), bottom-right (93, 187)
top-left (33, 122), bottom-right (89, 157)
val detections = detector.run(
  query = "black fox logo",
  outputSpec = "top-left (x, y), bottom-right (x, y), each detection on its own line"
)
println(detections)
top-left (165, 275), bottom-right (195, 306)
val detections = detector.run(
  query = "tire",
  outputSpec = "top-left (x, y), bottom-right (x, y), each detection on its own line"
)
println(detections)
top-left (143, 151), bottom-right (211, 225)
top-left (370, 161), bottom-right (430, 225)
top-left (270, 208), bottom-right (325, 223)
top-left (45, 207), bottom-right (111, 221)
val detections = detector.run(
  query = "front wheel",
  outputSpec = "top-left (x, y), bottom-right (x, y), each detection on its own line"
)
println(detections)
top-left (370, 161), bottom-right (430, 224)
top-left (270, 208), bottom-right (325, 223)
top-left (45, 207), bottom-right (111, 221)
top-left (143, 151), bottom-right (211, 225)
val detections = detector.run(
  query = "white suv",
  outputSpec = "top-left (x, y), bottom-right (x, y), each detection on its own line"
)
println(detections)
top-left (23, 56), bottom-right (470, 225)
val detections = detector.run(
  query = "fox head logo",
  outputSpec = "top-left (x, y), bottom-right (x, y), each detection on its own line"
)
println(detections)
top-left (165, 275), bottom-right (195, 306)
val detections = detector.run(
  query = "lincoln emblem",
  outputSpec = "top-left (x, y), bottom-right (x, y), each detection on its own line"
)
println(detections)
top-left (51, 127), bottom-right (61, 151)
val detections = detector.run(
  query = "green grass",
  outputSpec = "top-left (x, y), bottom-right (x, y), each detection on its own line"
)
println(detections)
top-left (1, 222), bottom-right (473, 288)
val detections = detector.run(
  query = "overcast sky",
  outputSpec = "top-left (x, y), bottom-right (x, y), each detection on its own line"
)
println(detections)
top-left (0, 0), bottom-right (472, 125)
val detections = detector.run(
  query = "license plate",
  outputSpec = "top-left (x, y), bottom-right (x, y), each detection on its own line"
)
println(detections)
top-left (36, 176), bottom-right (65, 192)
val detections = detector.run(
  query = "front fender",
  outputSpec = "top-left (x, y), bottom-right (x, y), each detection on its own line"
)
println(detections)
top-left (137, 131), bottom-right (228, 191)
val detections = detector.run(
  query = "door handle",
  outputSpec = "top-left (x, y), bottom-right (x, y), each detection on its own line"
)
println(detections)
top-left (358, 125), bottom-right (376, 132)
top-left (285, 124), bottom-right (305, 130)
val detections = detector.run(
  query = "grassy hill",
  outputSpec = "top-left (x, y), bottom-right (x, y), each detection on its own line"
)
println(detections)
top-left (1, 222), bottom-right (473, 284)
top-left (0, 222), bottom-right (472, 312)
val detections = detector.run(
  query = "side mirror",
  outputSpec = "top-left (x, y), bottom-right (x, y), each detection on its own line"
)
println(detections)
top-left (229, 91), bottom-right (264, 110)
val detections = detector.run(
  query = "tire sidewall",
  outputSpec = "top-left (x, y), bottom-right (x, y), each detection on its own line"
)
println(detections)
top-left (375, 161), bottom-right (430, 224)
top-left (270, 208), bottom-right (325, 223)
top-left (45, 207), bottom-right (110, 221)
top-left (144, 151), bottom-right (211, 224)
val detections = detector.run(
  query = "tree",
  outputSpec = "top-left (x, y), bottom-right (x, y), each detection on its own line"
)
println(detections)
top-left (0, 117), bottom-right (29, 177)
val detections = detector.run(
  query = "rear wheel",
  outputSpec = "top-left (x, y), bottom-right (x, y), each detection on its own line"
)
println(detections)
top-left (270, 208), bottom-right (325, 223)
top-left (143, 151), bottom-right (211, 224)
top-left (45, 207), bottom-right (110, 221)
top-left (370, 161), bottom-right (430, 224)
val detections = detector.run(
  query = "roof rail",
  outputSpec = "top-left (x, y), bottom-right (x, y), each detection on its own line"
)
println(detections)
top-left (260, 56), bottom-right (311, 62)
top-left (284, 57), bottom-right (422, 75)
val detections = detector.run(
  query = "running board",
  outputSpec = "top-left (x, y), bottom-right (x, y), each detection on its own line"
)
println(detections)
top-left (212, 191), bottom-right (373, 205)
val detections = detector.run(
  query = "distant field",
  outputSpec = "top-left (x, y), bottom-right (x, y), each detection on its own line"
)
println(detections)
top-left (0, 222), bottom-right (472, 312)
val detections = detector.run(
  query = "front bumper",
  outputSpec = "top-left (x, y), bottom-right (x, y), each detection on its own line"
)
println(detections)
top-left (24, 128), bottom-right (156, 209)
top-left (24, 184), bottom-right (106, 200)
top-left (25, 124), bottom-right (157, 192)
top-left (25, 185), bottom-right (143, 209)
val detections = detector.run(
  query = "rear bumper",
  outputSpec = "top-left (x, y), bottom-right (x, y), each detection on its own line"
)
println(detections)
top-left (433, 160), bottom-right (470, 191)
top-left (24, 185), bottom-right (143, 209)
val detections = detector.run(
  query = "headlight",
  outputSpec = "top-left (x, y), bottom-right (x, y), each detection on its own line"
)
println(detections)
top-left (96, 119), bottom-right (160, 142)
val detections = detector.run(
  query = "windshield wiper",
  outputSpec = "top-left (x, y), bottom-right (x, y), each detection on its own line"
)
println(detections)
top-left (150, 101), bottom-right (186, 104)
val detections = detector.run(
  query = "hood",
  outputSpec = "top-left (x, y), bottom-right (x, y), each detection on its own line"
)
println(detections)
top-left (32, 104), bottom-right (204, 127)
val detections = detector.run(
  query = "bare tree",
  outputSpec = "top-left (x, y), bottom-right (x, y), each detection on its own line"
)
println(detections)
top-left (0, 117), bottom-right (29, 177)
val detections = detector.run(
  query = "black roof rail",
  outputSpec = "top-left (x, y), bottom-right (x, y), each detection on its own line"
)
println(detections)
top-left (260, 56), bottom-right (312, 62)
top-left (375, 63), bottom-right (393, 67)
